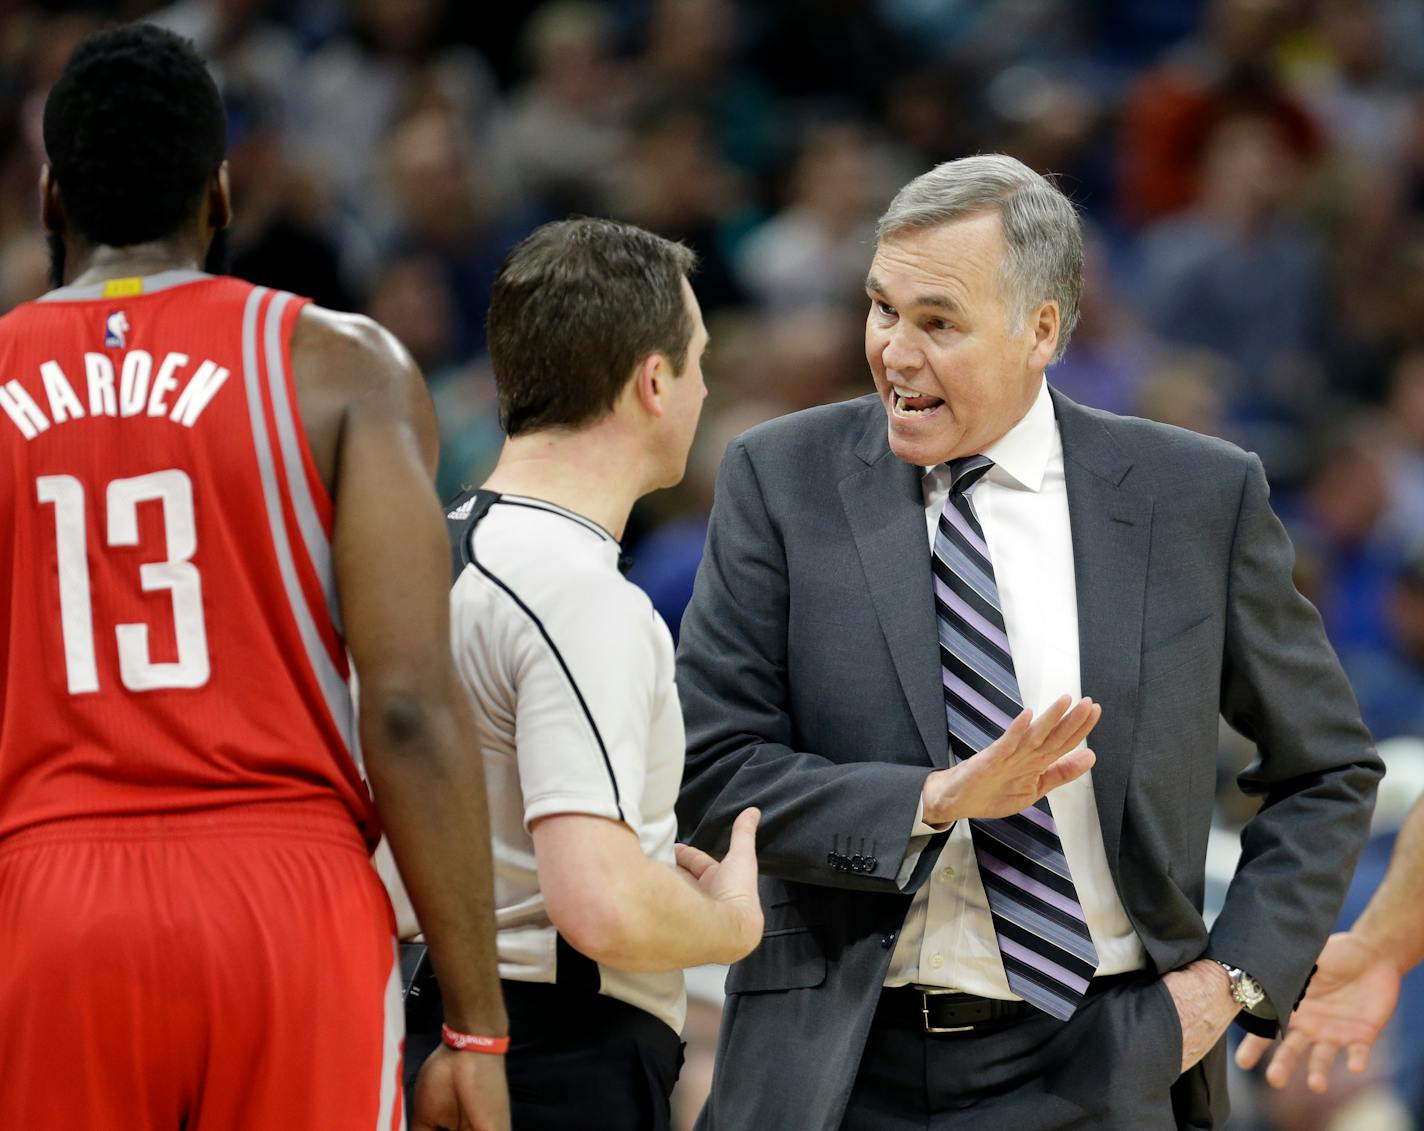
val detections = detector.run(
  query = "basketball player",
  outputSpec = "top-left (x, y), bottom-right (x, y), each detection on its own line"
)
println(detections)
top-left (437, 218), bottom-right (763, 1130)
top-left (0, 25), bottom-right (508, 1131)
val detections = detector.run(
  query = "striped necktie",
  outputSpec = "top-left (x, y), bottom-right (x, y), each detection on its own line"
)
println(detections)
top-left (932, 454), bottom-right (1099, 1021)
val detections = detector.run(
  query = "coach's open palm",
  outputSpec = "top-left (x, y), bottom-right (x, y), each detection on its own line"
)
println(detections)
top-left (411, 1045), bottom-right (511, 1131)
top-left (921, 696), bottom-right (1100, 825)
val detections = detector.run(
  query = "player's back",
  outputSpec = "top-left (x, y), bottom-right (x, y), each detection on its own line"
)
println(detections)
top-left (0, 270), bottom-right (371, 842)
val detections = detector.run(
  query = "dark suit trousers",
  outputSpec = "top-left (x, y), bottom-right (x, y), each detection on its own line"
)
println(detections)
top-left (842, 975), bottom-right (1210, 1131)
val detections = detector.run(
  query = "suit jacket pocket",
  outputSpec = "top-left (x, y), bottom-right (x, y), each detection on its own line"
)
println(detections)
top-left (725, 927), bottom-right (827, 994)
top-left (1140, 615), bottom-right (1218, 686)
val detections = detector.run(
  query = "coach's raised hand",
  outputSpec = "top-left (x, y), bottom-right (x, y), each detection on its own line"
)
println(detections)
top-left (920, 696), bottom-right (1100, 826)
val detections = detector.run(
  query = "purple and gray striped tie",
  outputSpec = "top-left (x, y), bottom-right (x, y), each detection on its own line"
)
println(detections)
top-left (933, 454), bottom-right (1099, 1021)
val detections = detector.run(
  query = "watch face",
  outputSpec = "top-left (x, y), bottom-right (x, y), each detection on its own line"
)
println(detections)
top-left (1238, 976), bottom-right (1264, 1008)
top-left (1215, 961), bottom-right (1264, 1008)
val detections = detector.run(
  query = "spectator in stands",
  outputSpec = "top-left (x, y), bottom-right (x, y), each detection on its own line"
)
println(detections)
top-left (147, 0), bottom-right (303, 132)
top-left (636, 0), bottom-right (782, 176)
top-left (1290, 0), bottom-right (1416, 168)
top-left (379, 104), bottom-right (535, 362)
top-left (301, 0), bottom-right (510, 219)
top-left (1283, 421), bottom-right (1402, 655)
top-left (607, 101), bottom-right (747, 315)
top-left (1340, 547), bottom-right (1424, 741)
top-left (1118, 0), bottom-right (1319, 227)
top-left (734, 121), bottom-right (897, 313)
top-left (504, 1), bottom-right (630, 217)
top-left (1136, 110), bottom-right (1325, 455)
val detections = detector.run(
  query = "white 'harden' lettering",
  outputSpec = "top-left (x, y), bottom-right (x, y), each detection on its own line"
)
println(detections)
top-left (0, 352), bottom-right (230, 439)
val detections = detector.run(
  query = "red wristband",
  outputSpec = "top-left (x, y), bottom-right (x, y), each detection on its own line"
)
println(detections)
top-left (441, 1023), bottom-right (510, 1055)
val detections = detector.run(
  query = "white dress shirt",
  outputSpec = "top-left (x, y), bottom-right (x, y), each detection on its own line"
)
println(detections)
top-left (886, 379), bottom-right (1146, 995)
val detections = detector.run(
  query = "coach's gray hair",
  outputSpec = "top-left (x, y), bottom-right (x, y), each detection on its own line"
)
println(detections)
top-left (876, 154), bottom-right (1083, 363)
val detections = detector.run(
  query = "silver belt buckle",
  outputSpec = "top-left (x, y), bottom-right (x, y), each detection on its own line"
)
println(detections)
top-left (920, 987), bottom-right (973, 1034)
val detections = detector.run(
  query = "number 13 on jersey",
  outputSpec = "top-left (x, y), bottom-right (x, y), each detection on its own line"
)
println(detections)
top-left (37, 468), bottom-right (210, 694)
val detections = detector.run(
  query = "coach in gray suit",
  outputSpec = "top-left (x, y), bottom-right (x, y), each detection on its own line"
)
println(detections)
top-left (675, 154), bottom-right (1384, 1130)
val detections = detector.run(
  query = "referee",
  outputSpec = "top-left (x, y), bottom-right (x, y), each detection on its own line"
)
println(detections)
top-left (432, 218), bottom-right (763, 1130)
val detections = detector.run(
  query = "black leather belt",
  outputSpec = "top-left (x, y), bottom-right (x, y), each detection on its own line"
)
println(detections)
top-left (877, 986), bottom-right (1040, 1033)
top-left (877, 971), bottom-right (1146, 1035)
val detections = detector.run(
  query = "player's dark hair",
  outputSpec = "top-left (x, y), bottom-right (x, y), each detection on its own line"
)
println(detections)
top-left (488, 218), bottom-right (697, 437)
top-left (43, 23), bottom-right (227, 249)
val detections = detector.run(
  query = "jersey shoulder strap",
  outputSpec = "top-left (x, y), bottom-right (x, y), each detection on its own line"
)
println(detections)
top-left (445, 488), bottom-right (500, 585)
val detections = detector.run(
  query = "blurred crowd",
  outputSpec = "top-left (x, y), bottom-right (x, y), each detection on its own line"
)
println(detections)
top-left (4, 0), bottom-right (1424, 1127)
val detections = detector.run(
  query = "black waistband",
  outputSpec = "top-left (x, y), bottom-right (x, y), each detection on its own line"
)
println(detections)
top-left (501, 979), bottom-right (681, 1051)
top-left (876, 970), bottom-right (1150, 1034)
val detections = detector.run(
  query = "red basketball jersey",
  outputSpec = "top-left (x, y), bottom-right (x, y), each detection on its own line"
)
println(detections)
top-left (0, 271), bottom-right (375, 844)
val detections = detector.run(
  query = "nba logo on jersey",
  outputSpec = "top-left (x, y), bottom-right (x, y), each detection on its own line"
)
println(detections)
top-left (104, 310), bottom-right (129, 349)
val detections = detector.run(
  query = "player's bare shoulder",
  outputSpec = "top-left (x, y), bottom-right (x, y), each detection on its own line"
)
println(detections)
top-left (292, 304), bottom-right (422, 400)
top-left (289, 304), bottom-right (433, 491)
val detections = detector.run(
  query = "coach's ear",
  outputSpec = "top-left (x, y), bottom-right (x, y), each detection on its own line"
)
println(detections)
top-left (39, 164), bottom-right (64, 235)
top-left (207, 162), bottom-right (232, 231)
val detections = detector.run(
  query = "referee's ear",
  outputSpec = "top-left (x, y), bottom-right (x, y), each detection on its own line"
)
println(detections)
top-left (630, 351), bottom-right (671, 419)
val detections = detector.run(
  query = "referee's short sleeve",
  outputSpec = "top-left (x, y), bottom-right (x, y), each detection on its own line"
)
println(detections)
top-left (512, 572), bottom-right (659, 832)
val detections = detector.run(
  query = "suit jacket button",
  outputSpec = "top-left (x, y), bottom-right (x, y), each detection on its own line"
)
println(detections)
top-left (881, 932), bottom-right (896, 949)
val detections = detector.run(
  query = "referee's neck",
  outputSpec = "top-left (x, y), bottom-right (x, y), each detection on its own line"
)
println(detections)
top-left (483, 428), bottom-right (653, 543)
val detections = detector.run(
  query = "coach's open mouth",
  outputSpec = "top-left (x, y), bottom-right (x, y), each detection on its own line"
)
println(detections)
top-left (891, 383), bottom-right (945, 417)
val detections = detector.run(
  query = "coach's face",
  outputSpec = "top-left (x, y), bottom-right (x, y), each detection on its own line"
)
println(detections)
top-left (865, 211), bottom-right (1057, 466)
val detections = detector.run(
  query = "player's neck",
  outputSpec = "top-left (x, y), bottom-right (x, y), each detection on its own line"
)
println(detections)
top-left (59, 238), bottom-right (207, 288)
top-left (482, 429), bottom-right (652, 543)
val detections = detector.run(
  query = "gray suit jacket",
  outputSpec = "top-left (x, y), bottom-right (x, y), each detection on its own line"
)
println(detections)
top-left (675, 389), bottom-right (1383, 1131)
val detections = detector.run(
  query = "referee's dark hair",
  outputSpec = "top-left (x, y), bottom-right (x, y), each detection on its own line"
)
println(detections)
top-left (43, 23), bottom-right (227, 249)
top-left (488, 218), bottom-right (698, 437)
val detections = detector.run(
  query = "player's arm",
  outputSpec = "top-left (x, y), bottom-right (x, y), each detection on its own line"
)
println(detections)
top-left (1237, 793), bottom-right (1424, 1091)
top-left (1351, 792), bottom-right (1424, 981)
top-left (296, 308), bottom-right (508, 1127)
top-left (533, 809), bottom-right (762, 972)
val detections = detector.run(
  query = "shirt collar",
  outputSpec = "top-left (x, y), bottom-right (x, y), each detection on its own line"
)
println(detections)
top-left (922, 379), bottom-right (1054, 493)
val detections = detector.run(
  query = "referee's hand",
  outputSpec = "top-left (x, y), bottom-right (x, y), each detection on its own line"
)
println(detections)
top-left (675, 806), bottom-right (764, 959)
top-left (411, 1043), bottom-right (511, 1131)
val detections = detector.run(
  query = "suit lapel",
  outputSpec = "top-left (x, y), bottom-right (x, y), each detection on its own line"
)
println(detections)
top-left (1053, 388), bottom-right (1152, 883)
top-left (839, 410), bottom-right (948, 769)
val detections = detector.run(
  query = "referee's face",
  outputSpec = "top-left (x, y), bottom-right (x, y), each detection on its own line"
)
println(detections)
top-left (660, 277), bottom-right (709, 487)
